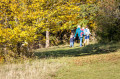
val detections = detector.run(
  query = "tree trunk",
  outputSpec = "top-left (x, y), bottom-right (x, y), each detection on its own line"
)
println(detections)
top-left (46, 30), bottom-right (49, 48)
top-left (17, 42), bottom-right (21, 56)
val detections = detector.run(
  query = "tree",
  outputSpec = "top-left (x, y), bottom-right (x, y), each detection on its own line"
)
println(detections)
top-left (96, 0), bottom-right (120, 42)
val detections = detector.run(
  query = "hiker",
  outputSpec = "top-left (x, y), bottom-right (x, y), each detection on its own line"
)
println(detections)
top-left (74, 25), bottom-right (84, 47)
top-left (81, 27), bottom-right (85, 46)
top-left (84, 26), bottom-right (91, 46)
top-left (70, 32), bottom-right (74, 47)
top-left (81, 27), bottom-right (84, 38)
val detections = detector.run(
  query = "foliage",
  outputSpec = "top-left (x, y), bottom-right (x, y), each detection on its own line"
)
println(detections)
top-left (0, 0), bottom-right (120, 60)
top-left (96, 0), bottom-right (120, 42)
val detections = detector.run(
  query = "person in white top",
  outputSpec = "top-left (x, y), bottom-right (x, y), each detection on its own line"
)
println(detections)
top-left (84, 26), bottom-right (91, 46)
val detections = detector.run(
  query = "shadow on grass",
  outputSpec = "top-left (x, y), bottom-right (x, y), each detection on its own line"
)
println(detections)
top-left (34, 42), bottom-right (120, 58)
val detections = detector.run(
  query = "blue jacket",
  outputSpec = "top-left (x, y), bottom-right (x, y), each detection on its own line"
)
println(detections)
top-left (74, 28), bottom-right (83, 37)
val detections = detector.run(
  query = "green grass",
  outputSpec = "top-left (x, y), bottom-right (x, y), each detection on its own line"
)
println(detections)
top-left (35, 42), bottom-right (120, 79)
top-left (35, 42), bottom-right (120, 58)
top-left (56, 61), bottom-right (120, 79)
top-left (0, 42), bottom-right (120, 79)
top-left (55, 52), bottom-right (120, 79)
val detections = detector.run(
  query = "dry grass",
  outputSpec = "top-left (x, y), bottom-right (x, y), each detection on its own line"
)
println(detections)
top-left (1, 42), bottom-right (120, 79)
top-left (0, 59), bottom-right (63, 79)
top-left (74, 52), bottom-right (120, 66)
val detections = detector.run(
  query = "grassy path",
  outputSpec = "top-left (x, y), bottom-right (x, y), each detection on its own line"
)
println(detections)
top-left (34, 42), bottom-right (120, 79)
top-left (0, 42), bottom-right (120, 79)
top-left (55, 53), bottom-right (120, 79)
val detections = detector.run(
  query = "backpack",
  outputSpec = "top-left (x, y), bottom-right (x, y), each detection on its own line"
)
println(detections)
top-left (84, 29), bottom-right (87, 35)
top-left (84, 28), bottom-right (90, 36)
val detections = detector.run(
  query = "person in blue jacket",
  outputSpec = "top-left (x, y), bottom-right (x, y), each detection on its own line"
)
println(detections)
top-left (74, 25), bottom-right (84, 47)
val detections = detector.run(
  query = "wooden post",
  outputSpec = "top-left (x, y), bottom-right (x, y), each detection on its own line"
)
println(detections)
top-left (46, 29), bottom-right (49, 48)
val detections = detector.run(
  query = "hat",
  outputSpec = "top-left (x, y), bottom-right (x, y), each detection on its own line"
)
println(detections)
top-left (77, 25), bottom-right (80, 28)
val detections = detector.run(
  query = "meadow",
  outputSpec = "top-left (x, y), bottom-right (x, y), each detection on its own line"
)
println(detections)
top-left (0, 42), bottom-right (120, 79)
